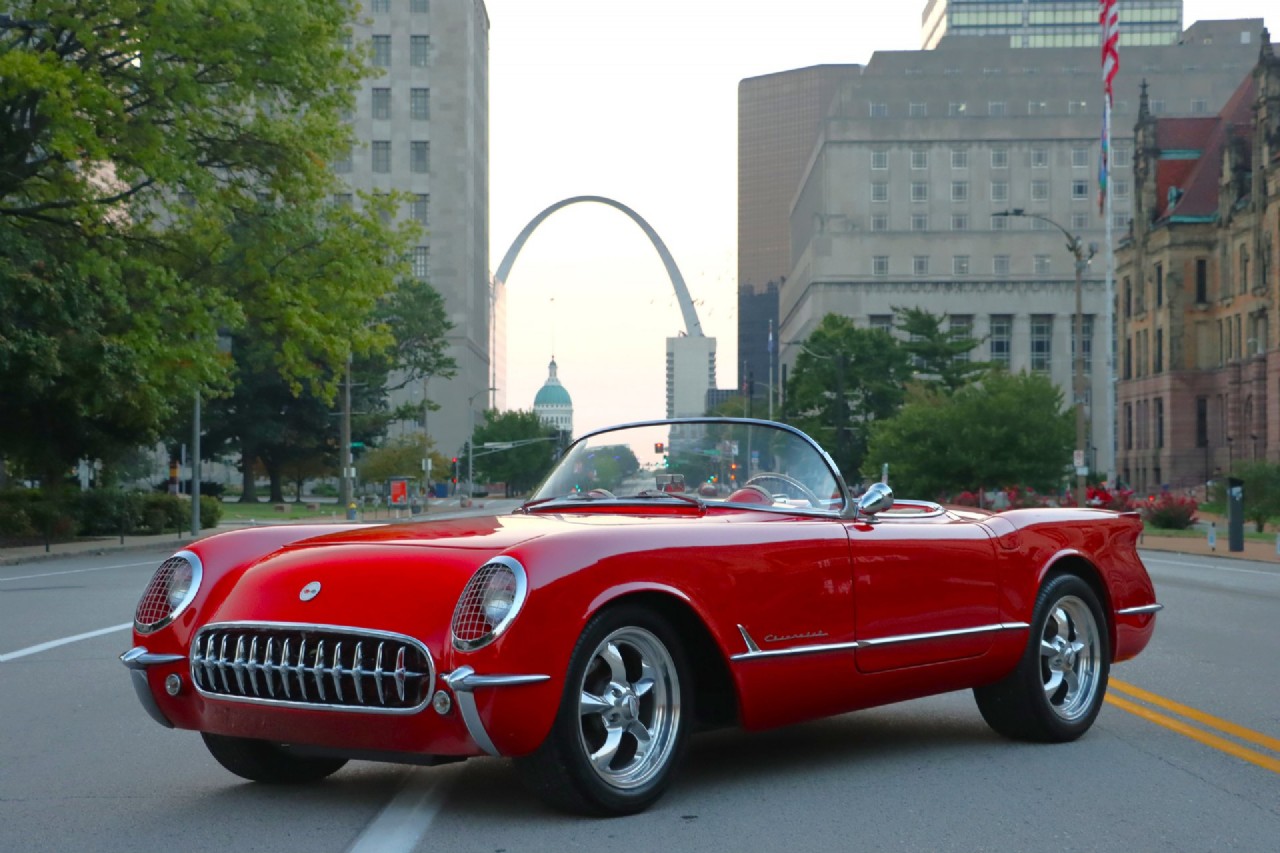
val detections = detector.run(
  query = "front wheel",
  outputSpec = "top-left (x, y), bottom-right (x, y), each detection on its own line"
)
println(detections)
top-left (516, 605), bottom-right (691, 815)
top-left (201, 733), bottom-right (347, 784)
top-left (974, 574), bottom-right (1110, 742)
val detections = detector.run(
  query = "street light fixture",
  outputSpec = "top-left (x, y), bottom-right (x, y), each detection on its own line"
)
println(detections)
top-left (994, 209), bottom-right (1096, 507)
top-left (466, 387), bottom-right (497, 502)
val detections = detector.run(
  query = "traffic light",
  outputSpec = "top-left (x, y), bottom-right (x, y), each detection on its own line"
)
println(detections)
top-left (654, 442), bottom-right (665, 454)
top-left (451, 456), bottom-right (458, 484)
top-left (662, 455), bottom-right (669, 468)
top-left (730, 462), bottom-right (738, 482)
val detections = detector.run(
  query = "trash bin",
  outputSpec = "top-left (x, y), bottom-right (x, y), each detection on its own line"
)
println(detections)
top-left (434, 483), bottom-right (448, 499)
top-left (346, 502), bottom-right (357, 521)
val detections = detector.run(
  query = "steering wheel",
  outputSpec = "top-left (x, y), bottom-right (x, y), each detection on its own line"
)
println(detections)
top-left (743, 473), bottom-right (821, 506)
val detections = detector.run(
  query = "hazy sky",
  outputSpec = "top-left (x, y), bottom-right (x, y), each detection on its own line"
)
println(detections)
top-left (484, 1), bottom-right (1276, 436)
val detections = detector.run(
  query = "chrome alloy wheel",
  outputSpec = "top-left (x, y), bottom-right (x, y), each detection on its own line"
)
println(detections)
top-left (576, 626), bottom-right (681, 791)
top-left (1039, 595), bottom-right (1102, 722)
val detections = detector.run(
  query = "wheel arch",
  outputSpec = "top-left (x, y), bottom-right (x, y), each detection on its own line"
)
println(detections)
top-left (590, 590), bottom-right (739, 730)
top-left (1039, 554), bottom-right (1116, 659)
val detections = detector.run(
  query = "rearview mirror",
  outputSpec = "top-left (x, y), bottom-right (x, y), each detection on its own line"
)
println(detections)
top-left (855, 482), bottom-right (894, 520)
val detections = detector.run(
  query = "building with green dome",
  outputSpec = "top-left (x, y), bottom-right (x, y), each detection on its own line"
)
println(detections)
top-left (533, 357), bottom-right (573, 435)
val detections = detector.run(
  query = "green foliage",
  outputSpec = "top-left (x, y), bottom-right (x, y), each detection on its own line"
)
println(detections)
top-left (892, 306), bottom-right (991, 391)
top-left (471, 410), bottom-right (561, 496)
top-left (359, 434), bottom-right (439, 485)
top-left (1217, 461), bottom-right (1280, 532)
top-left (782, 314), bottom-right (914, 478)
top-left (1139, 493), bottom-right (1199, 530)
top-left (0, 488), bottom-right (213, 540)
top-left (864, 371), bottom-right (1074, 498)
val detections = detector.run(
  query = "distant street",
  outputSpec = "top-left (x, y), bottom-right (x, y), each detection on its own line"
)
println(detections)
top-left (1, 544), bottom-right (1276, 852)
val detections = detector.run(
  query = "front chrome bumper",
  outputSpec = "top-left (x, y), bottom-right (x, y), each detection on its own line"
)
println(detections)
top-left (442, 666), bottom-right (551, 756)
top-left (120, 646), bottom-right (185, 728)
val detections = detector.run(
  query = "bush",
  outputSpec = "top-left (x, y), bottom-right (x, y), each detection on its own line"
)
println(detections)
top-left (0, 489), bottom-right (75, 542)
top-left (1140, 493), bottom-right (1198, 530)
top-left (199, 495), bottom-right (222, 529)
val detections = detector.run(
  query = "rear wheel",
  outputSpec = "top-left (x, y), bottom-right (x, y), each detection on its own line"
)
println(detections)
top-left (201, 733), bottom-right (347, 784)
top-left (974, 574), bottom-right (1110, 742)
top-left (516, 605), bottom-right (691, 815)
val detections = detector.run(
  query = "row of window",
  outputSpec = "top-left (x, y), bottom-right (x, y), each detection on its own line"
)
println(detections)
top-left (370, 88), bottom-right (431, 120)
top-left (867, 312), bottom-right (1092, 372)
top-left (367, 34), bottom-right (431, 68)
top-left (870, 210), bottom-right (1126, 232)
top-left (1123, 398), bottom-right (1166, 451)
top-left (333, 193), bottom-right (430, 226)
top-left (870, 145), bottom-right (1131, 170)
top-left (869, 178), bottom-right (1128, 203)
top-left (369, 0), bottom-right (430, 12)
top-left (333, 141), bottom-right (430, 174)
top-left (867, 97), bottom-right (1202, 118)
top-left (871, 254), bottom-right (1055, 276)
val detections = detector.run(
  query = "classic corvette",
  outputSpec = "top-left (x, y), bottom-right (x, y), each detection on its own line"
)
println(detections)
top-left (122, 417), bottom-right (1160, 815)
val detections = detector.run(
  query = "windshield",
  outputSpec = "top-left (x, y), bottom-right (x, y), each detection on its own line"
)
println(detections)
top-left (528, 419), bottom-right (845, 513)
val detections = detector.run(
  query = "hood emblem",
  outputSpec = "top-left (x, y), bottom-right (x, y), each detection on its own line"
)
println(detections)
top-left (300, 581), bottom-right (322, 602)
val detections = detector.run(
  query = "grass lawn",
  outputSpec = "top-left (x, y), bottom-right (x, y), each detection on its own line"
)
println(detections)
top-left (216, 500), bottom-right (341, 522)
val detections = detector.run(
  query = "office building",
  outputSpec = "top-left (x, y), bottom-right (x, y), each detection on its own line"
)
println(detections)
top-left (343, 0), bottom-right (490, 455)
top-left (923, 0), bottom-right (1183, 49)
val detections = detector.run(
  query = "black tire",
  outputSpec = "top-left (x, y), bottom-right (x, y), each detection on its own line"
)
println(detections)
top-left (516, 604), bottom-right (692, 816)
top-left (974, 573), bottom-right (1110, 743)
top-left (201, 733), bottom-right (347, 784)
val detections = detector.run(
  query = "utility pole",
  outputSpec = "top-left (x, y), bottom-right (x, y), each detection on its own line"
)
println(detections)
top-left (340, 357), bottom-right (353, 515)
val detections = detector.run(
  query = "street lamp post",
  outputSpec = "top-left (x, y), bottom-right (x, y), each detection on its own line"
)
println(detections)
top-left (466, 387), bottom-right (497, 501)
top-left (192, 332), bottom-right (232, 535)
top-left (995, 210), bottom-right (1095, 507)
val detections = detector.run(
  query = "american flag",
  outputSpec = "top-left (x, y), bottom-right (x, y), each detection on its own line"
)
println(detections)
top-left (1099, 0), bottom-right (1120, 102)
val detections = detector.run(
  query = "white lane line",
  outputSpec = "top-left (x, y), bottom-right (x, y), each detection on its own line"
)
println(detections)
top-left (0, 560), bottom-right (157, 583)
top-left (348, 767), bottom-right (456, 853)
top-left (0, 622), bottom-right (132, 663)
top-left (1141, 556), bottom-right (1280, 578)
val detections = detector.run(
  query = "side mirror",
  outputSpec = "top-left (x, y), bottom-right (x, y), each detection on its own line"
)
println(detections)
top-left (855, 482), bottom-right (894, 521)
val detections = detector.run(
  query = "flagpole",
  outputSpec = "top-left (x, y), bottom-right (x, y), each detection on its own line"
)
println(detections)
top-left (1103, 96), bottom-right (1117, 487)
top-left (767, 318), bottom-right (775, 420)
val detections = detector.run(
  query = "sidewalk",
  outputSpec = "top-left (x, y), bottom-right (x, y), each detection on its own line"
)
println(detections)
top-left (0, 498), bottom-right (523, 566)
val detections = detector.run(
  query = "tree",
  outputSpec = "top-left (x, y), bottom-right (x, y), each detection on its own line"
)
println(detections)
top-left (893, 306), bottom-right (990, 392)
top-left (358, 435), bottom-right (447, 490)
top-left (1223, 461), bottom-right (1280, 532)
top-left (471, 410), bottom-right (560, 497)
top-left (0, 1), bottom-right (370, 482)
top-left (782, 313), bottom-right (913, 480)
top-left (864, 370), bottom-right (1074, 499)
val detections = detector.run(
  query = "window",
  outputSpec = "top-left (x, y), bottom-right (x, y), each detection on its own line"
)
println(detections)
top-left (871, 182), bottom-right (889, 202)
top-left (1155, 398), bottom-right (1165, 448)
top-left (412, 246), bottom-right (429, 279)
top-left (411, 194), bottom-right (429, 226)
top-left (951, 148), bottom-right (968, 169)
top-left (1125, 403), bottom-right (1133, 449)
top-left (951, 181), bottom-right (969, 202)
top-left (1072, 180), bottom-right (1089, 200)
top-left (871, 149), bottom-right (888, 170)
top-left (953, 255), bottom-right (970, 275)
top-left (1068, 99), bottom-right (1088, 115)
top-left (372, 0), bottom-right (390, 12)
top-left (870, 214), bottom-right (888, 232)
top-left (989, 315), bottom-right (1012, 366)
top-left (1114, 179), bottom-right (1130, 198)
top-left (950, 316), bottom-right (973, 361)
top-left (1113, 212), bottom-right (1128, 230)
top-left (411, 35), bottom-right (430, 67)
top-left (1031, 180), bottom-right (1049, 201)
top-left (1031, 217), bottom-right (1051, 231)
top-left (1195, 397), bottom-right (1209, 447)
top-left (949, 101), bottom-right (968, 116)
top-left (991, 148), bottom-right (1008, 169)
top-left (1071, 212), bottom-right (1089, 230)
top-left (372, 88), bottom-right (391, 120)
top-left (1034, 255), bottom-right (1051, 274)
top-left (870, 314), bottom-right (893, 332)
top-left (372, 140), bottom-right (391, 173)
top-left (1032, 146), bottom-right (1049, 168)
top-left (988, 101), bottom-right (1007, 116)
top-left (991, 181), bottom-right (1008, 202)
top-left (911, 213), bottom-right (928, 232)
top-left (1191, 98), bottom-right (1208, 114)
top-left (869, 102), bottom-right (889, 117)
top-left (333, 193), bottom-right (353, 207)
top-left (1155, 328), bottom-right (1164, 373)
top-left (1031, 315), bottom-right (1053, 371)
top-left (1155, 263), bottom-right (1163, 307)
top-left (951, 214), bottom-right (969, 231)
top-left (1028, 100), bottom-right (1048, 115)
top-left (913, 255), bottom-right (930, 276)
top-left (1113, 147), bottom-right (1131, 168)
top-left (411, 0), bottom-right (430, 12)
top-left (411, 88), bottom-right (430, 120)
top-left (333, 147), bottom-right (353, 173)
top-left (910, 149), bottom-right (927, 170)
top-left (993, 255), bottom-right (1010, 275)
top-left (372, 35), bottom-right (391, 67)
top-left (909, 102), bottom-right (927, 117)
top-left (411, 141), bottom-right (429, 173)
top-left (873, 256), bottom-right (889, 276)
top-left (911, 182), bottom-right (928, 202)
top-left (1195, 258), bottom-right (1208, 303)
top-left (1150, 99), bottom-right (1165, 114)
top-left (991, 214), bottom-right (1009, 231)
top-left (1072, 147), bottom-right (1089, 167)
top-left (1072, 315), bottom-right (1094, 372)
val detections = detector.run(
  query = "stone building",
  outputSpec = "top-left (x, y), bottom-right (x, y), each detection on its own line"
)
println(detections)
top-left (1116, 35), bottom-right (1280, 493)
top-left (533, 358), bottom-right (573, 436)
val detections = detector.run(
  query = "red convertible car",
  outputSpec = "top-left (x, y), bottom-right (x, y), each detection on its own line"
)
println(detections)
top-left (122, 418), bottom-right (1160, 815)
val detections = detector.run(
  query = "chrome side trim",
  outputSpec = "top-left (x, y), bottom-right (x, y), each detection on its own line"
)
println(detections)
top-left (443, 665), bottom-right (552, 757)
top-left (120, 647), bottom-right (181, 728)
top-left (730, 640), bottom-right (861, 662)
top-left (1117, 603), bottom-right (1163, 615)
top-left (857, 622), bottom-right (1030, 648)
top-left (736, 624), bottom-right (761, 653)
top-left (120, 646), bottom-right (186, 670)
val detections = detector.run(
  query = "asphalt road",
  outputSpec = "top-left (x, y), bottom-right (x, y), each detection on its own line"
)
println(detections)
top-left (1, 544), bottom-right (1276, 852)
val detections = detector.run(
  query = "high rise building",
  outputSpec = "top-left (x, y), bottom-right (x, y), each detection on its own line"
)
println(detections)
top-left (666, 337), bottom-right (718, 418)
top-left (344, 0), bottom-right (490, 456)
top-left (922, 0), bottom-right (1183, 49)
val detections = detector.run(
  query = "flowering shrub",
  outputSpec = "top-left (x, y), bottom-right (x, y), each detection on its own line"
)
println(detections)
top-left (1003, 485), bottom-right (1048, 509)
top-left (1139, 493), bottom-right (1198, 530)
top-left (952, 491), bottom-right (979, 507)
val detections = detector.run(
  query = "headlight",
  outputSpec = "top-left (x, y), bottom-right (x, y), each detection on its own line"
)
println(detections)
top-left (134, 550), bottom-right (203, 634)
top-left (451, 557), bottom-right (528, 651)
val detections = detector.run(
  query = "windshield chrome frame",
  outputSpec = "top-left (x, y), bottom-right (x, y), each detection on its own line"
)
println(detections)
top-left (526, 417), bottom-right (853, 518)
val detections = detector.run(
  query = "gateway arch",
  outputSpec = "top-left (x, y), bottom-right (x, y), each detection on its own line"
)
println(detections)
top-left (494, 195), bottom-right (705, 337)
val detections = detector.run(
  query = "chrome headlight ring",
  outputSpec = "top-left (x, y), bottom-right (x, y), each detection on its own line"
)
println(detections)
top-left (450, 556), bottom-right (529, 652)
top-left (133, 550), bottom-right (204, 635)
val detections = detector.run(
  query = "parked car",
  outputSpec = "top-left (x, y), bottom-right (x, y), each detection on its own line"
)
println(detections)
top-left (122, 417), bottom-right (1160, 815)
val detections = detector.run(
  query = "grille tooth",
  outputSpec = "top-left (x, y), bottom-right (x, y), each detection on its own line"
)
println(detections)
top-left (192, 624), bottom-right (433, 713)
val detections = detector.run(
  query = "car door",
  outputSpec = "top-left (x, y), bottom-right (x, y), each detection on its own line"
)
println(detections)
top-left (845, 512), bottom-right (1000, 673)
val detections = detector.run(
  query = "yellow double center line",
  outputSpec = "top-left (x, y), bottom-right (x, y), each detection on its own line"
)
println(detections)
top-left (1107, 678), bottom-right (1280, 774)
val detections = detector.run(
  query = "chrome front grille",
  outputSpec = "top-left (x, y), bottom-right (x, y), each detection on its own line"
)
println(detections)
top-left (190, 622), bottom-right (434, 714)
